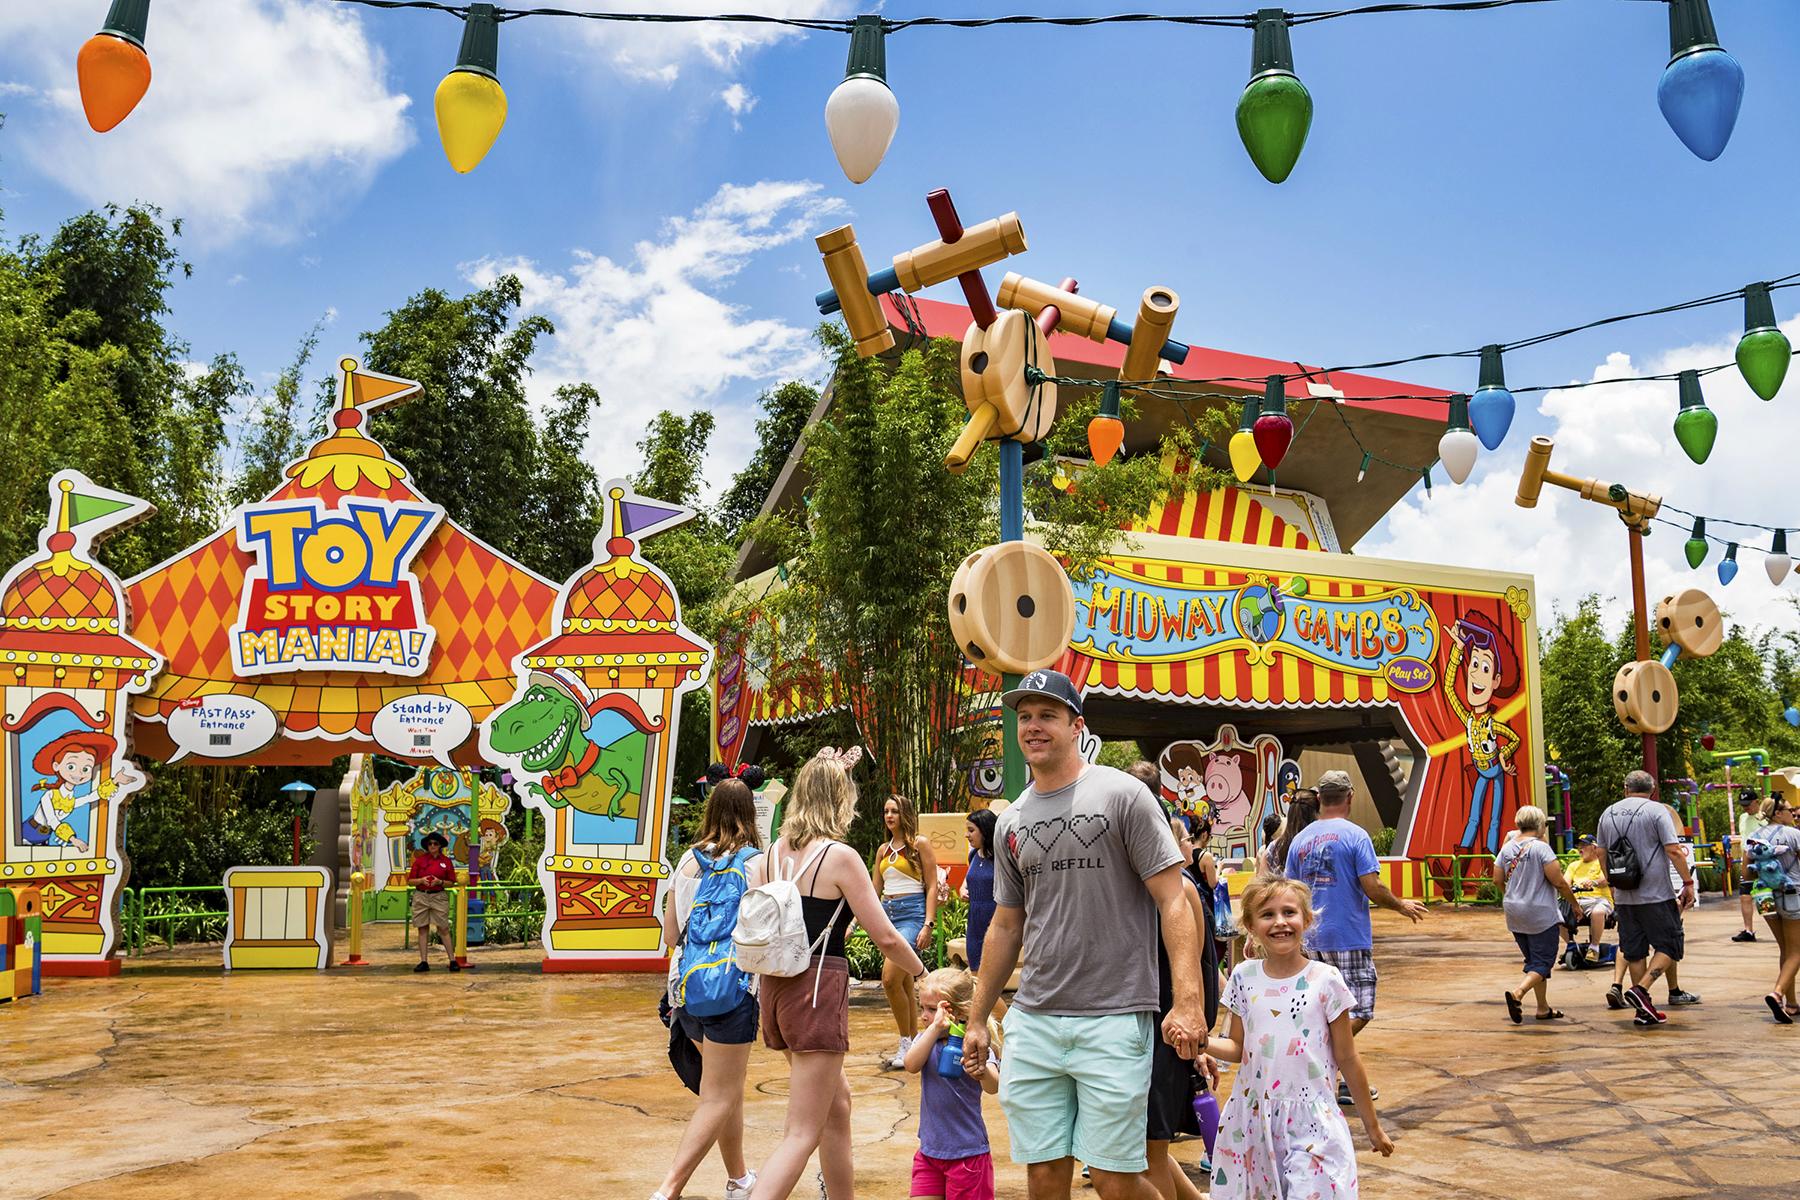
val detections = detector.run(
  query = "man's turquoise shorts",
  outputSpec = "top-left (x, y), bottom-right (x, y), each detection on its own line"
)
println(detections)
top-left (998, 1007), bottom-right (1155, 1174)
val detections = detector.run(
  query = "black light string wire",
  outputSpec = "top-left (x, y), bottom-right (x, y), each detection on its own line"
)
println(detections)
top-left (331, 0), bottom-right (1611, 29)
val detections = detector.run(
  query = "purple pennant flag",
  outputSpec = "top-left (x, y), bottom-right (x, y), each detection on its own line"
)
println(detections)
top-left (620, 498), bottom-right (686, 537)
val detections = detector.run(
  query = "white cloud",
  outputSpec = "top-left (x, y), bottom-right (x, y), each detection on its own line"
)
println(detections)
top-left (0, 3), bottom-right (411, 245)
top-left (550, 1), bottom-right (850, 85)
top-left (720, 82), bottom-right (757, 127)
top-left (1359, 315), bottom-right (1800, 639)
top-left (464, 179), bottom-right (844, 497)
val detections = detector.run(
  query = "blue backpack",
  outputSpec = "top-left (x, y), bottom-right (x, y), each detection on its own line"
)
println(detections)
top-left (678, 845), bottom-right (759, 1017)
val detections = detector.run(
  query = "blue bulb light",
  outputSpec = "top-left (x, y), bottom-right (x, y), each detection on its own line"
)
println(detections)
top-left (1658, 47), bottom-right (1744, 162)
top-left (1786, 705), bottom-right (1800, 728)
top-left (1717, 556), bottom-right (1738, 586)
top-left (1469, 386), bottom-right (1514, 452)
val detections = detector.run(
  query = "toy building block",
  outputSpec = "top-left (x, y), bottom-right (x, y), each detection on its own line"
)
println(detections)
top-left (947, 310), bottom-right (1058, 473)
top-left (1118, 287), bottom-right (1181, 382)
top-left (815, 225), bottom-right (895, 358)
top-left (947, 542), bottom-right (1077, 675)
top-left (995, 274), bottom-right (1192, 365)
top-left (1656, 588), bottom-right (1723, 661)
top-left (0, 915), bottom-right (16, 946)
top-left (1515, 436), bottom-right (1662, 522)
top-left (1614, 659), bottom-right (1678, 735)
top-left (0, 889), bottom-right (14, 919)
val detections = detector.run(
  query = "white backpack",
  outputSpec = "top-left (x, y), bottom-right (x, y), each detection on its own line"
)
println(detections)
top-left (732, 839), bottom-right (844, 1006)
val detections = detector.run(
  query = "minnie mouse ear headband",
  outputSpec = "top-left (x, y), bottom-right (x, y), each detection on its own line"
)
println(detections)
top-left (812, 745), bottom-right (863, 771)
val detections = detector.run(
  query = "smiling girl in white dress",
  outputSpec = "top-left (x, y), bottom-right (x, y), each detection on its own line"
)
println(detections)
top-left (1203, 876), bottom-right (1393, 1198)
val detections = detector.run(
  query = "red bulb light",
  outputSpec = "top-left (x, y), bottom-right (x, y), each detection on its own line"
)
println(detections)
top-left (1252, 412), bottom-right (1294, 471)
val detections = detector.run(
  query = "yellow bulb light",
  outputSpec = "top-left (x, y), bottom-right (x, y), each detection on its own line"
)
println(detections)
top-left (1228, 430), bottom-right (1261, 483)
top-left (435, 69), bottom-right (507, 173)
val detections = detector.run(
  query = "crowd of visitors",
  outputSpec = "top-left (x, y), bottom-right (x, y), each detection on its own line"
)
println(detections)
top-left (652, 669), bottom-right (1800, 1200)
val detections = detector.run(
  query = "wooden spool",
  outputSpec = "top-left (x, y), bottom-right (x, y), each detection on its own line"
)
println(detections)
top-left (946, 310), bottom-right (1058, 473)
top-left (1655, 588), bottom-right (1723, 659)
top-left (1613, 659), bottom-right (1679, 735)
top-left (947, 542), bottom-right (1076, 675)
top-left (816, 225), bottom-right (895, 359)
top-left (1117, 287), bottom-right (1180, 383)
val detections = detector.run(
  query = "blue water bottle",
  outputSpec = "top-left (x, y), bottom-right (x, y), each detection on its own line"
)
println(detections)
top-left (935, 1024), bottom-right (966, 1078)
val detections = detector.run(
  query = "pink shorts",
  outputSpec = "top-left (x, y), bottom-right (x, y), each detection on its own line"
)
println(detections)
top-left (910, 1149), bottom-right (994, 1200)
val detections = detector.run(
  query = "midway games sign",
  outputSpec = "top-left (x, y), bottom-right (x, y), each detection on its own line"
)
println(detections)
top-left (1072, 564), bottom-right (1440, 690)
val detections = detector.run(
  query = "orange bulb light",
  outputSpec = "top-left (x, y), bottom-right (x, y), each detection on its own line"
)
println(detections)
top-left (1087, 415), bottom-right (1124, 467)
top-left (78, 1), bottom-right (153, 133)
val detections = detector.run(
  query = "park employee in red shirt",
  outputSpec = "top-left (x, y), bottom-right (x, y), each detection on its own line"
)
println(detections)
top-left (408, 831), bottom-right (460, 973)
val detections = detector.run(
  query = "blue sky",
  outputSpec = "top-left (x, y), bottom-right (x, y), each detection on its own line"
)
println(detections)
top-left (2, 1), bottom-right (1798, 631)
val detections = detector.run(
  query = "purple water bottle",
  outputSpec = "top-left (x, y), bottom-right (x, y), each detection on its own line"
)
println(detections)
top-left (1192, 1085), bottom-right (1220, 1156)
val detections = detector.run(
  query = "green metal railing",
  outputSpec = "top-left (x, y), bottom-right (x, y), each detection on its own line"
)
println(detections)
top-left (124, 885), bottom-right (229, 955)
top-left (1421, 853), bottom-right (1497, 905)
top-left (400, 881), bottom-right (545, 949)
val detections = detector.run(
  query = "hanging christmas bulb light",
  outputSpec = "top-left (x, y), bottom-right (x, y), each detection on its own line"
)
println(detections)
top-left (1229, 394), bottom-right (1262, 483)
top-left (1421, 466), bottom-right (1433, 497)
top-left (1437, 394), bottom-right (1480, 485)
top-left (1356, 451), bottom-right (1371, 484)
top-left (824, 15), bottom-right (898, 185)
top-left (77, 0), bottom-right (152, 133)
top-left (435, 4), bottom-right (507, 173)
top-left (1253, 375), bottom-right (1294, 470)
top-left (1657, 0), bottom-right (1744, 162)
top-left (1469, 345), bottom-right (1515, 451)
top-left (1671, 369), bottom-right (1718, 464)
top-left (1718, 541), bottom-right (1739, 585)
top-left (1236, 9), bottom-right (1312, 184)
top-left (1088, 380), bottom-right (1125, 467)
top-left (1736, 282), bottom-right (1790, 401)
top-left (1765, 530), bottom-right (1791, 586)
top-left (1684, 517), bottom-right (1709, 569)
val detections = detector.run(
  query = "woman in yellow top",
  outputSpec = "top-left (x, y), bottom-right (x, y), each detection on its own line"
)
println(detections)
top-left (872, 794), bottom-right (938, 1070)
top-left (1565, 834), bottom-right (1614, 963)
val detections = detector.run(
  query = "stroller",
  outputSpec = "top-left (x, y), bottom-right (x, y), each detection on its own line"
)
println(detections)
top-left (1558, 895), bottom-right (1617, 970)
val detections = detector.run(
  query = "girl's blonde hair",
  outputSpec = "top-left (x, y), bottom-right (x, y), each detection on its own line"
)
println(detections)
top-left (919, 967), bottom-right (975, 1022)
top-left (1514, 805), bottom-right (1548, 834)
top-left (783, 755), bottom-right (858, 850)
top-left (1238, 874), bottom-right (1315, 954)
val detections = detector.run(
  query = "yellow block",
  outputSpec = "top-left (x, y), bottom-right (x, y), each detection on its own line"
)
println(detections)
top-left (549, 925), bottom-right (662, 952)
top-left (42, 930), bottom-right (104, 955)
top-left (227, 871), bottom-right (324, 890)
top-left (227, 945), bottom-right (326, 970)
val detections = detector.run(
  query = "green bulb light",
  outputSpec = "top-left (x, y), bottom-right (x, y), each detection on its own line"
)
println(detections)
top-left (1736, 282), bottom-right (1790, 401)
top-left (1684, 516), bottom-right (1708, 569)
top-left (1671, 370), bottom-right (1717, 464)
top-left (1236, 10), bottom-right (1312, 184)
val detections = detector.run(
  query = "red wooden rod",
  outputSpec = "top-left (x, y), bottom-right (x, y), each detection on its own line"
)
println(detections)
top-left (1037, 276), bottom-right (1078, 338)
top-left (925, 187), bottom-right (998, 329)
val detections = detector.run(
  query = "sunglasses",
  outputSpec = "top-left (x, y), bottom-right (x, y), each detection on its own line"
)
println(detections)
top-left (1454, 618), bottom-right (1496, 651)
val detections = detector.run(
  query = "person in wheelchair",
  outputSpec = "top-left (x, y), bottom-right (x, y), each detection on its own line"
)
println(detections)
top-left (1563, 834), bottom-right (1614, 965)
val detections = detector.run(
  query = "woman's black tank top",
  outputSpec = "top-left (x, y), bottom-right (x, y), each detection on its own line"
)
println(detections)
top-left (791, 840), bottom-right (853, 959)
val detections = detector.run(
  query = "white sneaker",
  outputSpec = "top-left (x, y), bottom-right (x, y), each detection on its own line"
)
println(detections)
top-left (885, 1036), bottom-right (912, 1070)
top-left (725, 1172), bottom-right (756, 1200)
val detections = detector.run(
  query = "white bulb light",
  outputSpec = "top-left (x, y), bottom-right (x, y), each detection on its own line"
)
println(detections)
top-left (1437, 428), bottom-right (1480, 485)
top-left (825, 75), bottom-right (898, 184)
top-left (1766, 554), bottom-right (1792, 586)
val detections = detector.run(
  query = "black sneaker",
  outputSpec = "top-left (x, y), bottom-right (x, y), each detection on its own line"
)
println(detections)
top-left (414, 961), bottom-right (430, 973)
top-left (1733, 930), bottom-right (1758, 943)
top-left (1633, 1011), bottom-right (1660, 1027)
top-left (1625, 985), bottom-right (1668, 1023)
top-left (1605, 984), bottom-right (1625, 1010)
top-left (448, 959), bottom-right (462, 972)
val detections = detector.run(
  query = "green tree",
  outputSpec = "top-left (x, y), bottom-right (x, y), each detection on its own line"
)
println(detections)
top-left (231, 322), bottom-right (326, 507)
top-left (717, 380), bottom-right (819, 538)
top-left (1539, 597), bottom-right (1636, 832)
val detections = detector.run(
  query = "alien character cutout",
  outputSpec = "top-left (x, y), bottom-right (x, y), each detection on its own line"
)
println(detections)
top-left (1444, 611), bottom-right (1521, 853)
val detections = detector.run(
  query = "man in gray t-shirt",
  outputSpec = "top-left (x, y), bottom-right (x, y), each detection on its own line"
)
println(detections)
top-left (964, 669), bottom-right (1202, 1198)
top-left (1595, 770), bottom-right (1694, 1026)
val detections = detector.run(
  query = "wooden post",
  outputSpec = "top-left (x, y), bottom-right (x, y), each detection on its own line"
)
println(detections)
top-left (1627, 522), bottom-right (1658, 779)
top-left (453, 868), bottom-right (471, 968)
top-left (344, 871), bottom-right (367, 966)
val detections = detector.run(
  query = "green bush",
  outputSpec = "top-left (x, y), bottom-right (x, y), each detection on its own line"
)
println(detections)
top-left (845, 898), bottom-right (969, 980)
top-left (1473, 880), bottom-right (1503, 907)
top-left (1371, 826), bottom-right (1398, 856)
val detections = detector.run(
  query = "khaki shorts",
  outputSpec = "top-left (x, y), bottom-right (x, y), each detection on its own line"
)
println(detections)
top-left (761, 956), bottom-right (850, 1053)
top-left (413, 889), bottom-right (451, 931)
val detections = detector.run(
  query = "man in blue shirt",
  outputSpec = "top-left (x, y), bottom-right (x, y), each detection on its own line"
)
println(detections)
top-left (1284, 770), bottom-right (1427, 1104)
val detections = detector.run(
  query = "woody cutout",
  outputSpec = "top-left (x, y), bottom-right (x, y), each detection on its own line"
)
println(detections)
top-left (1444, 613), bottom-right (1521, 853)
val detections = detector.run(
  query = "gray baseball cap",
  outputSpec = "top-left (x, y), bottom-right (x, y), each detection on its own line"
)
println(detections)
top-left (1315, 769), bottom-right (1353, 795)
top-left (1000, 668), bottom-right (1083, 717)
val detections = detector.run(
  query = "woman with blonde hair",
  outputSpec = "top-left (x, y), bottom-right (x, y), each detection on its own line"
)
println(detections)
top-left (873, 793), bottom-right (939, 1069)
top-left (1492, 805), bottom-right (1582, 1024)
top-left (748, 748), bottom-right (926, 1200)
